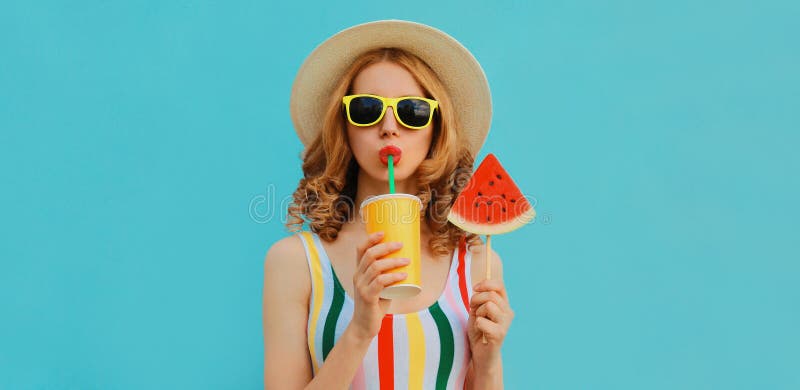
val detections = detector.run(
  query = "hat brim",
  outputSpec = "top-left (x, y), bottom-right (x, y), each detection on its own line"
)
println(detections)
top-left (290, 20), bottom-right (491, 156)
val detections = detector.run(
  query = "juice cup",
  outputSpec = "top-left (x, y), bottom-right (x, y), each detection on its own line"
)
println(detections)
top-left (359, 193), bottom-right (422, 299)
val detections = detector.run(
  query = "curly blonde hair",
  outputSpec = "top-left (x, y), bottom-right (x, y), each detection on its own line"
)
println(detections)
top-left (286, 48), bottom-right (482, 257)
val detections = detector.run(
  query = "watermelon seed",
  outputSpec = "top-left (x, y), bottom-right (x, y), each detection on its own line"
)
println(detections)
top-left (496, 174), bottom-right (502, 179)
top-left (502, 207), bottom-right (506, 212)
top-left (487, 216), bottom-right (491, 222)
top-left (478, 191), bottom-right (483, 196)
top-left (501, 194), bottom-right (506, 199)
top-left (489, 180), bottom-right (494, 186)
top-left (510, 198), bottom-right (516, 203)
top-left (487, 201), bottom-right (493, 205)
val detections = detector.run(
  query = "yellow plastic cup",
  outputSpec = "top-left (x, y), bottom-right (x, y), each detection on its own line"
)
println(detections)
top-left (359, 193), bottom-right (422, 299)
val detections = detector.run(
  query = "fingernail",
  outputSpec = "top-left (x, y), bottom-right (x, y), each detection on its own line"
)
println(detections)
top-left (393, 242), bottom-right (403, 249)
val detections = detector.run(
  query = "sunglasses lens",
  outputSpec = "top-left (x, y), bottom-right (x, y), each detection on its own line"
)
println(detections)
top-left (397, 99), bottom-right (432, 127)
top-left (349, 96), bottom-right (383, 125)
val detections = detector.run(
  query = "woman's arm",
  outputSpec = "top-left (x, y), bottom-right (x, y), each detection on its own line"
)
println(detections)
top-left (262, 236), bottom-right (374, 390)
top-left (465, 357), bottom-right (504, 390)
top-left (477, 361), bottom-right (505, 389)
top-left (464, 245), bottom-right (510, 390)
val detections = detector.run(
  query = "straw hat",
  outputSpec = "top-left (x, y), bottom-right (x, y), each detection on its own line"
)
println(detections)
top-left (289, 20), bottom-right (492, 155)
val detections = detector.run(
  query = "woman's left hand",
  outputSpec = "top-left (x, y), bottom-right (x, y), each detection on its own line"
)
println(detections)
top-left (467, 278), bottom-right (514, 370)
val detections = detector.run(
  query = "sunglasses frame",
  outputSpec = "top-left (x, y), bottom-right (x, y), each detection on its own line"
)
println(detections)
top-left (342, 94), bottom-right (439, 130)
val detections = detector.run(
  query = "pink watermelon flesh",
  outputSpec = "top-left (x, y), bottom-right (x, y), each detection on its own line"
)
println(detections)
top-left (447, 153), bottom-right (535, 235)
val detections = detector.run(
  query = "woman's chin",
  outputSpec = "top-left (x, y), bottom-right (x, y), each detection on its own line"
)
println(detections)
top-left (359, 161), bottom-right (418, 187)
top-left (366, 170), bottom-right (409, 184)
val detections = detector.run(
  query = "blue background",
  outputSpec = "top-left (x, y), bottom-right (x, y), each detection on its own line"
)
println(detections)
top-left (1, 0), bottom-right (798, 388)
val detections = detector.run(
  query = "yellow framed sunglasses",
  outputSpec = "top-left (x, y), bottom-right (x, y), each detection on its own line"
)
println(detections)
top-left (342, 94), bottom-right (439, 129)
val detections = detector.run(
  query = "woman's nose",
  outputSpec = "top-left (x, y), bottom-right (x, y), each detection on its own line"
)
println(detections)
top-left (380, 107), bottom-right (400, 137)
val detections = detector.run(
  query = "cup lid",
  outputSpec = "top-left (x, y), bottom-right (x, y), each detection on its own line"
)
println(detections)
top-left (358, 193), bottom-right (423, 219)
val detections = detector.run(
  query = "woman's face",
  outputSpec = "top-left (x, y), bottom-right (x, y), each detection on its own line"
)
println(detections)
top-left (346, 61), bottom-right (434, 186)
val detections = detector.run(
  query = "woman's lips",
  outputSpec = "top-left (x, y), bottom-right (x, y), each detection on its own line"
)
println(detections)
top-left (379, 145), bottom-right (402, 165)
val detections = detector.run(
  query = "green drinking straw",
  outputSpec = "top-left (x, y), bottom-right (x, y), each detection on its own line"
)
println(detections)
top-left (388, 155), bottom-right (395, 194)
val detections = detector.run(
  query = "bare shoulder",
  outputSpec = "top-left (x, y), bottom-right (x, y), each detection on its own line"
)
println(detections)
top-left (263, 234), bottom-right (310, 303)
top-left (468, 240), bottom-right (504, 286)
top-left (265, 234), bottom-right (306, 266)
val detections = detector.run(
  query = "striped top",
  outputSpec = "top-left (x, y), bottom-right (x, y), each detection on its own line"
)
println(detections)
top-left (297, 231), bottom-right (475, 390)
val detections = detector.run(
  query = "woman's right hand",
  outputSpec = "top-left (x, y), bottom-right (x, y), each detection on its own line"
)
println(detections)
top-left (349, 231), bottom-right (410, 342)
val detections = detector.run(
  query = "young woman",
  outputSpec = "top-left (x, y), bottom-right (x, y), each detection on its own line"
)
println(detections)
top-left (263, 20), bottom-right (514, 389)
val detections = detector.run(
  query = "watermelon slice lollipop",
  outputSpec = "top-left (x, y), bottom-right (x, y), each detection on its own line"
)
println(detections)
top-left (447, 153), bottom-right (535, 344)
top-left (448, 153), bottom-right (535, 234)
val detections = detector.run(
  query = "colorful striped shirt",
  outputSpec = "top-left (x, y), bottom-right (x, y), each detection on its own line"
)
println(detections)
top-left (297, 231), bottom-right (474, 389)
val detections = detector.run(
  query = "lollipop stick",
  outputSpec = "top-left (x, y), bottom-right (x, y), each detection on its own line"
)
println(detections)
top-left (481, 234), bottom-right (492, 344)
top-left (388, 155), bottom-right (395, 194)
top-left (485, 234), bottom-right (492, 279)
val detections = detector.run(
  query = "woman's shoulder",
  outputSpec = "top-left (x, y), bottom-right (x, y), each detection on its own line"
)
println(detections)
top-left (266, 232), bottom-right (307, 262)
top-left (264, 232), bottom-right (311, 293)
